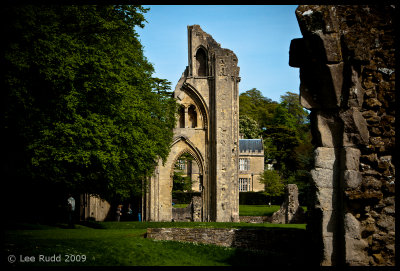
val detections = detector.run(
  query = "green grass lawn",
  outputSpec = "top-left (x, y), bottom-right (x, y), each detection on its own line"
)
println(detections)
top-left (4, 222), bottom-right (306, 266)
top-left (239, 205), bottom-right (281, 216)
top-left (173, 203), bottom-right (189, 208)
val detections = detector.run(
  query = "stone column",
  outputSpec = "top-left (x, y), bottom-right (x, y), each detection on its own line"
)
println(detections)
top-left (184, 105), bottom-right (189, 128)
top-left (290, 5), bottom-right (395, 266)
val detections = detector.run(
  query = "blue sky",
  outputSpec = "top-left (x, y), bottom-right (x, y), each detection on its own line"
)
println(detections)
top-left (136, 5), bottom-right (302, 103)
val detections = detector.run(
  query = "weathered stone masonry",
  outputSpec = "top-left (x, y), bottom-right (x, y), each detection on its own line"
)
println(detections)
top-left (147, 227), bottom-right (308, 256)
top-left (146, 25), bottom-right (240, 222)
top-left (290, 5), bottom-right (395, 266)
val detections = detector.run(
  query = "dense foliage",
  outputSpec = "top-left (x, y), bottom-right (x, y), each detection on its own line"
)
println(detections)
top-left (259, 170), bottom-right (285, 205)
top-left (239, 89), bottom-right (314, 200)
top-left (2, 5), bottom-right (177, 215)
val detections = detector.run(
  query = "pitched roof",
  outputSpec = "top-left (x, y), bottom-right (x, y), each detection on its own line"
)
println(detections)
top-left (239, 139), bottom-right (263, 152)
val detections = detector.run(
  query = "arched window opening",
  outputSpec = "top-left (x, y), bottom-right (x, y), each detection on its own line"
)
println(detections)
top-left (195, 48), bottom-right (207, 76)
top-left (188, 105), bottom-right (197, 128)
top-left (173, 153), bottom-right (193, 193)
top-left (178, 105), bottom-right (185, 128)
top-left (173, 152), bottom-right (202, 194)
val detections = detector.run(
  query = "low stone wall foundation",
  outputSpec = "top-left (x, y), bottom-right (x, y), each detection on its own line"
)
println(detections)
top-left (146, 227), bottom-right (309, 252)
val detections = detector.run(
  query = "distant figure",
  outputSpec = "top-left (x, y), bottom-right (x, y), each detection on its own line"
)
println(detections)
top-left (67, 194), bottom-right (75, 227)
top-left (116, 205), bottom-right (123, 222)
top-left (126, 204), bottom-right (133, 221)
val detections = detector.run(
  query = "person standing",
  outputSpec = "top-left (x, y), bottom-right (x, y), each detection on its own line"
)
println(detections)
top-left (67, 194), bottom-right (75, 228)
top-left (116, 205), bottom-right (123, 222)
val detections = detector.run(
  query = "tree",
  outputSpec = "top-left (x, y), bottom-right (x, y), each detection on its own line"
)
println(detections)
top-left (239, 88), bottom-right (278, 130)
top-left (259, 169), bottom-right (285, 205)
top-left (279, 91), bottom-right (309, 126)
top-left (239, 114), bottom-right (262, 139)
top-left (2, 5), bottom-right (177, 221)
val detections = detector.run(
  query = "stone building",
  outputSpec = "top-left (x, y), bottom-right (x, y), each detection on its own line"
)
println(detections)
top-left (145, 25), bottom-right (241, 222)
top-left (238, 138), bottom-right (265, 192)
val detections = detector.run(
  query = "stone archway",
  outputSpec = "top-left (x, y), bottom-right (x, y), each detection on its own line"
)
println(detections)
top-left (171, 148), bottom-right (204, 193)
top-left (147, 136), bottom-right (205, 222)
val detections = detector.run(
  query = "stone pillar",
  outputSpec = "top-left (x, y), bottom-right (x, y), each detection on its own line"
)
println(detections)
top-left (290, 5), bottom-right (395, 266)
top-left (271, 184), bottom-right (305, 224)
top-left (213, 50), bottom-right (240, 222)
top-left (184, 105), bottom-right (189, 128)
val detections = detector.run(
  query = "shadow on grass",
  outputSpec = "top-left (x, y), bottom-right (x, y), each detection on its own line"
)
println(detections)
top-left (225, 228), bottom-right (314, 266)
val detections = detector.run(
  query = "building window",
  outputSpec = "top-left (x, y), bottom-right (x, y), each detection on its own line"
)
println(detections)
top-left (239, 158), bottom-right (250, 171)
top-left (239, 178), bottom-right (249, 192)
top-left (177, 159), bottom-right (185, 170)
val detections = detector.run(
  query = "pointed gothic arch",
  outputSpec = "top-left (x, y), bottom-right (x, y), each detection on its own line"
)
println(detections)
top-left (195, 46), bottom-right (208, 76)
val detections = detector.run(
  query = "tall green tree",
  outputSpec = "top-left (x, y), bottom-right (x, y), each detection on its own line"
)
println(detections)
top-left (279, 92), bottom-right (308, 126)
top-left (259, 169), bottom-right (285, 205)
top-left (2, 5), bottom-right (177, 217)
top-left (239, 88), bottom-right (278, 130)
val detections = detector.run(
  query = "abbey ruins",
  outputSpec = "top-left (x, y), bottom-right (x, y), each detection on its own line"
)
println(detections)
top-left (146, 24), bottom-right (241, 222)
top-left (146, 5), bottom-right (395, 266)
top-left (81, 5), bottom-right (395, 266)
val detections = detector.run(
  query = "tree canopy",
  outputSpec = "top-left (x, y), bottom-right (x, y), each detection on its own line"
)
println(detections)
top-left (239, 89), bottom-right (314, 203)
top-left (2, 5), bottom-right (177, 210)
top-left (259, 169), bottom-right (285, 205)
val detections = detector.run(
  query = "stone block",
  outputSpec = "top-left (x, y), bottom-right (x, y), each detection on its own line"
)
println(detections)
top-left (311, 168), bottom-right (335, 189)
top-left (344, 213), bottom-right (361, 239)
top-left (299, 63), bottom-right (344, 110)
top-left (345, 237), bottom-right (369, 266)
top-left (320, 209), bottom-right (338, 236)
top-left (321, 33), bottom-right (342, 63)
top-left (343, 147), bottom-right (361, 171)
top-left (321, 235), bottom-right (334, 266)
top-left (341, 108), bottom-right (370, 146)
top-left (344, 170), bottom-right (362, 189)
top-left (377, 214), bottom-right (395, 232)
top-left (315, 187), bottom-right (334, 211)
top-left (312, 111), bottom-right (343, 147)
top-left (347, 66), bottom-right (365, 108)
top-left (315, 147), bottom-right (337, 169)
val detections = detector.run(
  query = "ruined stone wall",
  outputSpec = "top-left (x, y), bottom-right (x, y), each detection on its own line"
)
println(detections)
top-left (172, 196), bottom-right (202, 222)
top-left (146, 25), bottom-right (240, 222)
top-left (271, 184), bottom-right (305, 224)
top-left (79, 194), bottom-right (111, 222)
top-left (290, 5), bottom-right (395, 266)
top-left (147, 227), bottom-right (309, 256)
